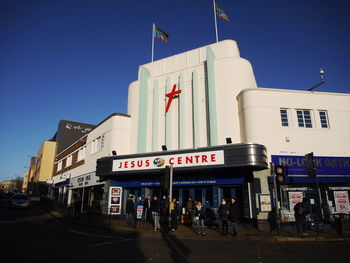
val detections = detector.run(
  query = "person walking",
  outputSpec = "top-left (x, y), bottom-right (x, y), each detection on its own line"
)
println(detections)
top-left (229, 198), bottom-right (240, 236)
top-left (126, 194), bottom-right (135, 227)
top-left (294, 197), bottom-right (309, 237)
top-left (73, 193), bottom-right (82, 219)
top-left (150, 195), bottom-right (160, 231)
top-left (218, 198), bottom-right (229, 235)
top-left (170, 197), bottom-right (179, 232)
top-left (195, 201), bottom-right (206, 236)
top-left (142, 195), bottom-right (151, 222)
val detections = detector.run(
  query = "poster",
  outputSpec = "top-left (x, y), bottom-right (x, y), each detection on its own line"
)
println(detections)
top-left (259, 195), bottom-right (271, 212)
top-left (136, 205), bottom-right (144, 219)
top-left (289, 192), bottom-right (303, 212)
top-left (334, 191), bottom-right (350, 213)
top-left (109, 186), bottom-right (122, 215)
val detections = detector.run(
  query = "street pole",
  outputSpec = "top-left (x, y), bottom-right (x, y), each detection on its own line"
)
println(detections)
top-left (168, 165), bottom-right (173, 229)
top-left (271, 162), bottom-right (280, 234)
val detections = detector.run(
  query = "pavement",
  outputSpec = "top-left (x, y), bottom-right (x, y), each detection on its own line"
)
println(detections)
top-left (37, 201), bottom-right (350, 243)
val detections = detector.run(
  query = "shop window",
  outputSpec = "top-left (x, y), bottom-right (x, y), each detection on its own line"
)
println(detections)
top-left (194, 189), bottom-right (202, 203)
top-left (205, 188), bottom-right (213, 207)
top-left (296, 109), bottom-right (313, 128)
top-left (280, 109), bottom-right (289, 127)
top-left (319, 111), bottom-right (329, 128)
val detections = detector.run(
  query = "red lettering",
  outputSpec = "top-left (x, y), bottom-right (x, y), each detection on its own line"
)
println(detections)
top-left (137, 160), bottom-right (143, 167)
top-left (124, 161), bottom-right (128, 168)
top-left (211, 154), bottom-right (216, 162)
top-left (202, 155), bottom-right (208, 163)
top-left (194, 155), bottom-right (200, 163)
top-left (145, 160), bottom-right (150, 167)
top-left (169, 158), bottom-right (174, 165)
top-left (178, 157), bottom-right (182, 164)
top-left (131, 161), bottom-right (135, 168)
top-left (186, 156), bottom-right (193, 163)
top-left (118, 161), bottom-right (122, 168)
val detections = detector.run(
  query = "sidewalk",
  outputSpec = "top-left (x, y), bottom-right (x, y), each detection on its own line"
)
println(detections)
top-left (37, 202), bottom-right (350, 243)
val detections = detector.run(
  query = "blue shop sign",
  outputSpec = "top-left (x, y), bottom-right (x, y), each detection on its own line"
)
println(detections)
top-left (271, 155), bottom-right (350, 175)
top-left (110, 178), bottom-right (245, 187)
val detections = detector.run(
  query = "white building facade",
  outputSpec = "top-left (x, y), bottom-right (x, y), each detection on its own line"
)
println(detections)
top-left (82, 39), bottom-right (349, 229)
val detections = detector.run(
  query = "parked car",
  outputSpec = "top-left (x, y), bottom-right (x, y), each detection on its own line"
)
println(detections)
top-left (8, 193), bottom-right (31, 208)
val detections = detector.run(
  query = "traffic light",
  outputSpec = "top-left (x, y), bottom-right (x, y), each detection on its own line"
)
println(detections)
top-left (160, 166), bottom-right (170, 189)
top-left (274, 165), bottom-right (286, 183)
top-left (305, 152), bottom-right (316, 177)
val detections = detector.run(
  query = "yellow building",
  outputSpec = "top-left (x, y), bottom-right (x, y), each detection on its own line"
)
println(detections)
top-left (29, 140), bottom-right (57, 194)
top-left (22, 170), bottom-right (29, 192)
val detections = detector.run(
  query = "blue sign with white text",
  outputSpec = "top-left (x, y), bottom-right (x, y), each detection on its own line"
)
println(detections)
top-left (271, 155), bottom-right (350, 175)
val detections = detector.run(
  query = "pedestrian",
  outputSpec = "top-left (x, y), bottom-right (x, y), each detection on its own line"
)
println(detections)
top-left (186, 196), bottom-right (195, 226)
top-left (229, 198), bottom-right (240, 236)
top-left (142, 194), bottom-right (151, 222)
top-left (195, 201), bottom-right (206, 236)
top-left (150, 195), bottom-right (160, 231)
top-left (160, 195), bottom-right (170, 232)
top-left (170, 197), bottom-right (179, 232)
top-left (126, 194), bottom-right (135, 227)
top-left (73, 193), bottom-right (82, 219)
top-left (218, 198), bottom-right (229, 235)
top-left (294, 197), bottom-right (309, 237)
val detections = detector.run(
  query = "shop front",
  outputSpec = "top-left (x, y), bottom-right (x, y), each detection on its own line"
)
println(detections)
top-left (96, 143), bottom-right (268, 223)
top-left (69, 172), bottom-right (104, 213)
top-left (271, 155), bottom-right (350, 223)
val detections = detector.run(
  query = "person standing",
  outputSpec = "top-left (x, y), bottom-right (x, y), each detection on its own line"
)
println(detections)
top-left (294, 197), bottom-right (309, 237)
top-left (218, 198), bottom-right (229, 235)
top-left (229, 198), bottom-right (240, 236)
top-left (186, 196), bottom-right (195, 225)
top-left (126, 194), bottom-right (135, 227)
top-left (142, 195), bottom-right (151, 222)
top-left (195, 201), bottom-right (206, 236)
top-left (150, 195), bottom-right (160, 231)
top-left (170, 197), bottom-right (179, 232)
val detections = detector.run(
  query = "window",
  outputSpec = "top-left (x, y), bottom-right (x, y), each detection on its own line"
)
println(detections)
top-left (66, 155), bottom-right (72, 167)
top-left (57, 161), bottom-right (62, 172)
top-left (280, 109), bottom-right (289, 127)
top-left (319, 111), bottom-right (329, 128)
top-left (77, 146), bottom-right (86, 162)
top-left (296, 110), bottom-right (312, 128)
top-left (91, 135), bottom-right (104, 154)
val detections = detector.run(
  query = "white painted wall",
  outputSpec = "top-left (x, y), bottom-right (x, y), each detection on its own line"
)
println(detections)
top-left (68, 114), bottom-right (131, 179)
top-left (127, 40), bottom-right (257, 153)
top-left (238, 88), bottom-right (350, 159)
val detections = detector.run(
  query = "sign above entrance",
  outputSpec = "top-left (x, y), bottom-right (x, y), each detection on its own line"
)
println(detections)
top-left (112, 150), bottom-right (224, 172)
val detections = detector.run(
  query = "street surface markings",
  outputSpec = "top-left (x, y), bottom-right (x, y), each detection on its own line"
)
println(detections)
top-left (69, 229), bottom-right (117, 239)
top-left (91, 238), bottom-right (135, 247)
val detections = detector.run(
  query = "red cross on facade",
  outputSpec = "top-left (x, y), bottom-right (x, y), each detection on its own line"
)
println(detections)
top-left (165, 84), bottom-right (182, 113)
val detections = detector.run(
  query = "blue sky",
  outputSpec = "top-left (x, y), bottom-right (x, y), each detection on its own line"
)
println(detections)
top-left (1, 0), bottom-right (349, 182)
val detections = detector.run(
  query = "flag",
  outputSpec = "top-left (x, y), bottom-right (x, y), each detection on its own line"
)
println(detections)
top-left (215, 1), bottom-right (229, 21)
top-left (153, 25), bottom-right (169, 42)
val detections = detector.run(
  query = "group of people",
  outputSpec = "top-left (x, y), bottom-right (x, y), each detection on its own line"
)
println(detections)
top-left (126, 194), bottom-right (240, 236)
top-left (185, 196), bottom-right (240, 236)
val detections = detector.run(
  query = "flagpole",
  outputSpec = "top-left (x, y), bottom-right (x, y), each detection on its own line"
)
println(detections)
top-left (152, 23), bottom-right (155, 62)
top-left (213, 0), bottom-right (218, 43)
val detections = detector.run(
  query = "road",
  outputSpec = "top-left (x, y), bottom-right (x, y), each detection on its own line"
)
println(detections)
top-left (0, 198), bottom-right (348, 263)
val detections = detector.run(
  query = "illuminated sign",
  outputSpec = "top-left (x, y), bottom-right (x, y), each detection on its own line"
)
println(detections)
top-left (112, 150), bottom-right (224, 172)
